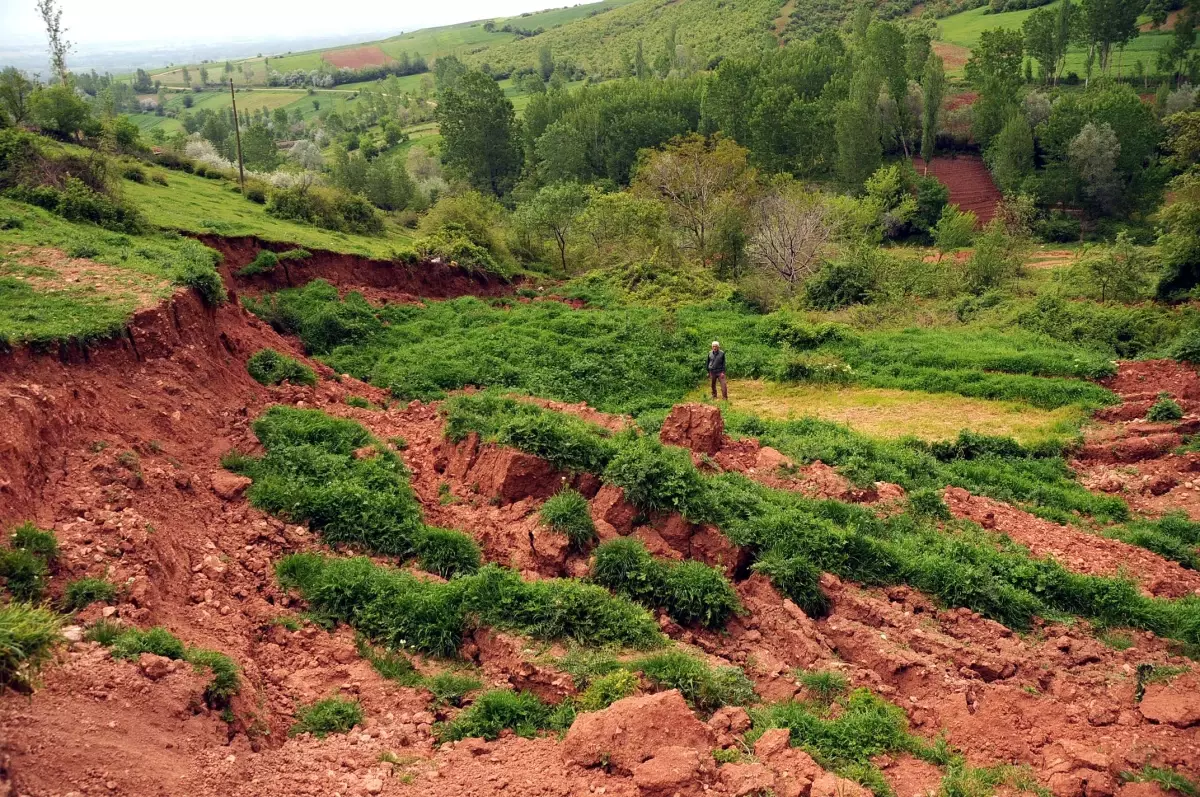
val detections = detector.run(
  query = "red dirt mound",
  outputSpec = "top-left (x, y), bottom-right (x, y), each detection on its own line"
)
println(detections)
top-left (322, 45), bottom-right (393, 69)
top-left (912, 155), bottom-right (1003, 226)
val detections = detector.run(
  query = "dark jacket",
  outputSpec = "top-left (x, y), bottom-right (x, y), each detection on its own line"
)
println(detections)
top-left (707, 349), bottom-right (726, 373)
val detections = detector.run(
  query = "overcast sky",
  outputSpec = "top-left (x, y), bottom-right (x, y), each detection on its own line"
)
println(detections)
top-left (0, 0), bottom-right (575, 46)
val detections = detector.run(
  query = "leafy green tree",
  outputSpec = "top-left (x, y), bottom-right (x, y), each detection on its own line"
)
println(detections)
top-left (634, 134), bottom-right (755, 260)
top-left (1158, 7), bottom-right (1197, 86)
top-left (921, 52), bottom-right (945, 165)
top-left (1075, 231), bottom-right (1149, 302)
top-left (1164, 111), bottom-right (1200, 171)
top-left (932, 205), bottom-right (977, 262)
top-left (1155, 172), bottom-right (1200, 300)
top-left (538, 45), bottom-right (554, 82)
top-left (1023, 7), bottom-right (1063, 85)
top-left (240, 123), bottom-right (280, 171)
top-left (437, 71), bottom-right (523, 196)
top-left (434, 55), bottom-right (468, 92)
top-left (199, 66), bottom-right (209, 86)
top-left (1079, 0), bottom-right (1141, 75)
top-left (182, 66), bottom-right (191, 87)
top-left (1070, 121), bottom-right (1122, 214)
top-left (0, 67), bottom-right (34, 126)
top-left (868, 21), bottom-right (913, 155)
top-left (29, 84), bottom-right (92, 139)
top-left (987, 113), bottom-right (1035, 193)
top-left (365, 157), bottom-right (417, 211)
top-left (132, 68), bottom-right (153, 93)
top-left (966, 29), bottom-right (1024, 147)
top-left (634, 40), bottom-right (650, 80)
top-left (514, 181), bottom-right (590, 272)
top-left (836, 66), bottom-right (882, 191)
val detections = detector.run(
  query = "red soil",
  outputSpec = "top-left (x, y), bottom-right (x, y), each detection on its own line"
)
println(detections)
top-left (2, 251), bottom-right (1199, 796)
top-left (912, 154), bottom-right (1003, 226)
top-left (322, 45), bottom-right (393, 70)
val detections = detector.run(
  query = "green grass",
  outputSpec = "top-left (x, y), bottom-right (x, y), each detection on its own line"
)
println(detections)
top-left (87, 623), bottom-right (240, 706)
top-left (436, 688), bottom-right (566, 742)
top-left (246, 348), bottom-right (318, 387)
top-left (62, 577), bottom-right (119, 612)
top-left (0, 197), bottom-right (224, 347)
top-left (276, 552), bottom-right (665, 658)
top-left (121, 165), bottom-right (414, 259)
top-left (291, 697), bottom-right (363, 738)
top-left (0, 603), bottom-right (60, 692)
top-left (226, 407), bottom-right (479, 579)
top-left (633, 649), bottom-right (757, 711)
top-left (539, 489), bottom-right (598, 548)
top-left (1123, 765), bottom-right (1199, 797)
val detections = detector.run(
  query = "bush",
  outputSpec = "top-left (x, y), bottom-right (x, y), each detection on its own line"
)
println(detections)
top-left (604, 435), bottom-right (707, 516)
top-left (908, 489), bottom-right (951, 520)
top-left (0, 603), bottom-right (59, 691)
top-left (346, 395), bottom-right (371, 409)
top-left (414, 527), bottom-right (481, 579)
top-left (437, 689), bottom-right (553, 741)
top-left (1147, 394), bottom-right (1184, 422)
top-left (62, 577), bottom-right (118, 611)
top-left (634, 650), bottom-right (756, 712)
top-left (266, 185), bottom-right (384, 235)
top-left (150, 173), bottom-right (169, 186)
top-left (121, 165), bottom-right (147, 183)
top-left (108, 626), bottom-right (188, 660)
top-left (539, 489), bottom-right (596, 548)
top-left (246, 349), bottom-right (317, 387)
top-left (291, 697), bottom-right (363, 738)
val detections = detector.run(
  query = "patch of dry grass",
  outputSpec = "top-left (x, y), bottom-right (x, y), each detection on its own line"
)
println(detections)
top-left (688, 379), bottom-right (1084, 443)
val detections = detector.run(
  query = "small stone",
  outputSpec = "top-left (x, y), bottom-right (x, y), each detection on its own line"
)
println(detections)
top-left (364, 777), bottom-right (383, 794)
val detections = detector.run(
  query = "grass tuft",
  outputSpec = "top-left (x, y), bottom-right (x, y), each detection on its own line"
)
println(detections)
top-left (291, 697), bottom-right (363, 738)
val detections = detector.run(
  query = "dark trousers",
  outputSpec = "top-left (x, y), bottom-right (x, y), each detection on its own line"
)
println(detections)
top-left (710, 371), bottom-right (727, 399)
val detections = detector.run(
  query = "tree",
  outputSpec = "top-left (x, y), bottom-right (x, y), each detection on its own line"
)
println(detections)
top-left (1155, 172), bottom-right (1200, 300)
top-left (634, 40), bottom-right (650, 80)
top-left (515, 181), bottom-right (590, 272)
top-left (966, 28), bottom-right (1024, 147)
top-left (36, 0), bottom-right (71, 85)
top-left (1023, 6), bottom-right (1064, 85)
top-left (964, 219), bottom-right (1024, 293)
top-left (434, 55), bottom-right (468, 93)
top-left (868, 21), bottom-right (913, 155)
top-left (836, 66), bottom-right (882, 191)
top-left (1070, 121), bottom-right (1122, 214)
top-left (436, 70), bottom-right (522, 196)
top-left (538, 45), bottom-right (554, 82)
top-left (29, 84), bottom-right (92, 139)
top-left (634, 134), bottom-right (755, 260)
top-left (1158, 7), bottom-right (1197, 86)
top-left (1079, 0), bottom-right (1141, 75)
top-left (921, 52), bottom-right (945, 165)
top-left (987, 113), bottom-right (1035, 193)
top-left (1164, 110), bottom-right (1200, 171)
top-left (240, 123), bottom-right (280, 171)
top-left (132, 68), bottom-right (153, 94)
top-left (932, 205), bottom-right (977, 262)
top-left (748, 185), bottom-right (833, 288)
top-left (182, 66), bottom-right (191, 87)
top-left (290, 139), bottom-right (324, 170)
top-left (0, 68), bottom-right (34, 126)
top-left (1076, 231), bottom-right (1149, 302)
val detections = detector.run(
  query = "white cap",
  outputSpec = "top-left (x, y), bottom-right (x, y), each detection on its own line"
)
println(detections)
top-left (712, 340), bottom-right (720, 346)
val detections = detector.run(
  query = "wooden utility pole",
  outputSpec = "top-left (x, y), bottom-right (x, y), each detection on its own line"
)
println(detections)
top-left (229, 79), bottom-right (246, 193)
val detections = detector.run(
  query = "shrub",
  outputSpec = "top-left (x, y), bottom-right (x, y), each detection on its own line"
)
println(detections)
top-left (539, 489), bottom-right (596, 548)
top-left (246, 349), bottom-right (317, 387)
top-left (0, 602), bottom-right (60, 691)
top-left (150, 173), bottom-right (169, 186)
top-left (426, 671), bottom-right (483, 706)
top-left (62, 577), bottom-right (118, 611)
top-left (414, 527), bottom-right (481, 579)
top-left (291, 697), bottom-right (363, 738)
top-left (121, 165), bottom-right (147, 183)
top-left (1147, 394), bottom-right (1184, 422)
top-left (236, 250), bottom-right (278, 277)
top-left (267, 185), bottom-right (384, 235)
top-left (908, 489), bottom-right (951, 520)
top-left (437, 689), bottom-right (552, 741)
top-left (634, 650), bottom-right (756, 712)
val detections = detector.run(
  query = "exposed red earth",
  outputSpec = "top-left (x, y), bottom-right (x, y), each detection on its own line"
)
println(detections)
top-left (322, 46), bottom-right (394, 69)
top-left (912, 155), bottom-right (1003, 226)
top-left (1, 249), bottom-right (1198, 796)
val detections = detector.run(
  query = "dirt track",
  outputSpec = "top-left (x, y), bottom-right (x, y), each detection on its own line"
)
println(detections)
top-left (1, 245), bottom-right (1197, 797)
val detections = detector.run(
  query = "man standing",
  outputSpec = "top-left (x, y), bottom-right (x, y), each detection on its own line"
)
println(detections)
top-left (707, 341), bottom-right (727, 400)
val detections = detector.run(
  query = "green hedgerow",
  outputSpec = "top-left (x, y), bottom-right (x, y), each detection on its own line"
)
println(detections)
top-left (415, 527), bottom-right (481, 579)
top-left (0, 602), bottom-right (60, 691)
top-left (436, 689), bottom-right (552, 742)
top-left (10, 523), bottom-right (58, 562)
top-left (634, 650), bottom-right (756, 712)
top-left (62, 577), bottom-right (118, 612)
top-left (246, 349), bottom-right (317, 387)
top-left (426, 671), bottom-right (483, 707)
top-left (1147, 394), bottom-right (1184, 422)
top-left (291, 697), bottom-right (364, 738)
top-left (539, 489), bottom-right (596, 548)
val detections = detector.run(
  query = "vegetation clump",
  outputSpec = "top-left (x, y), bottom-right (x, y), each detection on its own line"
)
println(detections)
top-left (290, 697), bottom-right (364, 738)
top-left (246, 348), bottom-right (317, 387)
top-left (0, 603), bottom-right (60, 692)
top-left (1147, 394), bottom-right (1184, 423)
top-left (85, 622), bottom-right (240, 706)
top-left (539, 489), bottom-right (596, 548)
top-left (61, 577), bottom-right (118, 611)
top-left (590, 538), bottom-right (741, 629)
top-left (0, 524), bottom-right (57, 603)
